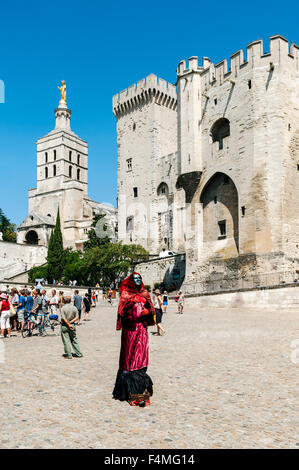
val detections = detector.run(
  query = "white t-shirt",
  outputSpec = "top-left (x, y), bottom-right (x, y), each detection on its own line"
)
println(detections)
top-left (50, 295), bottom-right (59, 305)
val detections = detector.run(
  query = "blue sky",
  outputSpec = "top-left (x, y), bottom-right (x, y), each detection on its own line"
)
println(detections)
top-left (0, 0), bottom-right (298, 226)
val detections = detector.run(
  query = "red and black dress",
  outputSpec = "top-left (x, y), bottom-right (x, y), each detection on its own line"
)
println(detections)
top-left (112, 273), bottom-right (156, 404)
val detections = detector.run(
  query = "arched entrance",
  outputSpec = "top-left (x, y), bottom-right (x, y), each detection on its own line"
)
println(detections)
top-left (25, 230), bottom-right (39, 245)
top-left (200, 172), bottom-right (239, 254)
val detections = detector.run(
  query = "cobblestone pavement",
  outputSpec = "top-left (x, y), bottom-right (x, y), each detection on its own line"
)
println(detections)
top-left (0, 300), bottom-right (298, 449)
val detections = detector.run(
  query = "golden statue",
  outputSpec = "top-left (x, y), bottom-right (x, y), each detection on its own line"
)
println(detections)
top-left (58, 80), bottom-right (67, 106)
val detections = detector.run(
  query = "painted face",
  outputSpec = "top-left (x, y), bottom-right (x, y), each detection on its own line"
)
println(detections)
top-left (133, 274), bottom-right (142, 286)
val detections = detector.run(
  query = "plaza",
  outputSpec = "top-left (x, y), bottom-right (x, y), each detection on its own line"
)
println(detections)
top-left (0, 299), bottom-right (298, 449)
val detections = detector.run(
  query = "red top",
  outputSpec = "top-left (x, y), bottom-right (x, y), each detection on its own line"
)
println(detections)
top-left (0, 299), bottom-right (10, 311)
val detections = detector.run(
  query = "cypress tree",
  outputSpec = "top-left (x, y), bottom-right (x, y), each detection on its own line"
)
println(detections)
top-left (47, 208), bottom-right (64, 283)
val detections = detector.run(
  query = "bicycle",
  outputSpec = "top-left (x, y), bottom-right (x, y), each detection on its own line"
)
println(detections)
top-left (22, 312), bottom-right (58, 338)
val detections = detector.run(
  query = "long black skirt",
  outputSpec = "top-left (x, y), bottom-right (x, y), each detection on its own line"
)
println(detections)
top-left (112, 368), bottom-right (153, 401)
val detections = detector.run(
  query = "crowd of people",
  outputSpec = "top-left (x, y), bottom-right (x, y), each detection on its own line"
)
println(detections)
top-left (0, 286), bottom-right (99, 338)
top-left (0, 277), bottom-right (185, 405)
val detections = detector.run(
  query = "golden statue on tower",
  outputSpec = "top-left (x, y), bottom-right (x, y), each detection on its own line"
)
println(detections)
top-left (58, 80), bottom-right (67, 106)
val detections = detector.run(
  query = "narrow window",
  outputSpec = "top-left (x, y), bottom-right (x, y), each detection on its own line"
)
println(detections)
top-left (214, 196), bottom-right (217, 204)
top-left (69, 165), bottom-right (72, 178)
top-left (69, 150), bottom-right (72, 162)
top-left (297, 164), bottom-right (299, 171)
top-left (288, 124), bottom-right (291, 131)
top-left (214, 98), bottom-right (217, 105)
top-left (45, 152), bottom-right (48, 163)
top-left (53, 165), bottom-right (56, 177)
top-left (241, 206), bottom-right (246, 216)
top-left (218, 220), bottom-right (226, 237)
top-left (45, 167), bottom-right (48, 178)
top-left (133, 187), bottom-right (138, 198)
top-left (133, 123), bottom-right (136, 131)
top-left (248, 80), bottom-right (252, 89)
top-left (77, 154), bottom-right (80, 165)
top-left (127, 158), bottom-right (132, 170)
top-left (126, 216), bottom-right (134, 231)
top-left (77, 168), bottom-right (80, 181)
top-left (54, 150), bottom-right (56, 161)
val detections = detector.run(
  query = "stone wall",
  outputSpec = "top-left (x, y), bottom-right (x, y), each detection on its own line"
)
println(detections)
top-left (185, 283), bottom-right (299, 310)
top-left (134, 254), bottom-right (186, 290)
top-left (0, 241), bottom-right (47, 280)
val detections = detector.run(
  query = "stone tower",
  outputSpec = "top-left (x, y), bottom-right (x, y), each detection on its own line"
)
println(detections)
top-left (176, 35), bottom-right (299, 292)
top-left (113, 74), bottom-right (178, 254)
top-left (18, 85), bottom-right (117, 249)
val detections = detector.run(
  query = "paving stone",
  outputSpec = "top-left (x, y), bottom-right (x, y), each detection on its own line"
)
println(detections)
top-left (0, 301), bottom-right (298, 448)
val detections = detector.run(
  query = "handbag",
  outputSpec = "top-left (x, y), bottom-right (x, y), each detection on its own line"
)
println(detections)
top-left (9, 301), bottom-right (16, 317)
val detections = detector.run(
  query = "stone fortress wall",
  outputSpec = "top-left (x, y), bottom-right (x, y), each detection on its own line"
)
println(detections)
top-left (178, 35), bottom-right (299, 293)
top-left (114, 35), bottom-right (299, 294)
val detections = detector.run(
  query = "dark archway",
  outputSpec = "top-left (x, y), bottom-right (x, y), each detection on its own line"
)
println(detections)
top-left (25, 230), bottom-right (39, 245)
top-left (157, 182), bottom-right (169, 197)
top-left (200, 172), bottom-right (239, 252)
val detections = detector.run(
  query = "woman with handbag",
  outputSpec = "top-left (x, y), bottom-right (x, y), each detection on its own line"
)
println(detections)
top-left (0, 293), bottom-right (11, 338)
top-left (113, 272), bottom-right (156, 407)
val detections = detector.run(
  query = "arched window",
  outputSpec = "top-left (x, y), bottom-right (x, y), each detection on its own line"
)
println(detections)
top-left (25, 230), bottom-right (38, 245)
top-left (69, 165), bottom-right (72, 178)
top-left (77, 168), bottom-right (80, 181)
top-left (69, 150), bottom-right (72, 162)
top-left (53, 165), bottom-right (56, 177)
top-left (211, 118), bottom-right (230, 150)
top-left (45, 167), bottom-right (48, 178)
top-left (157, 182), bottom-right (169, 197)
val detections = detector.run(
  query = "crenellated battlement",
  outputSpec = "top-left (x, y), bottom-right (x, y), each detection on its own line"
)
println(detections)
top-left (113, 73), bottom-right (177, 117)
top-left (177, 35), bottom-right (299, 88)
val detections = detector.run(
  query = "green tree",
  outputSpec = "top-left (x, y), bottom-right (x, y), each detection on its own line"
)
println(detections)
top-left (84, 213), bottom-right (110, 249)
top-left (47, 208), bottom-right (64, 283)
top-left (28, 265), bottom-right (49, 283)
top-left (0, 208), bottom-right (17, 242)
top-left (82, 242), bottom-right (149, 286)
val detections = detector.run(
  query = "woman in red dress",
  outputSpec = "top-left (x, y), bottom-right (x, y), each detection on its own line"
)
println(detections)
top-left (113, 272), bottom-right (156, 406)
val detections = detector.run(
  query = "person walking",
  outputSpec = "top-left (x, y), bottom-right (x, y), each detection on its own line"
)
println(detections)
top-left (162, 291), bottom-right (169, 314)
top-left (108, 288), bottom-right (113, 306)
top-left (83, 293), bottom-right (91, 321)
top-left (178, 290), bottom-right (185, 314)
top-left (60, 296), bottom-right (83, 359)
top-left (0, 293), bottom-right (11, 338)
top-left (113, 272), bottom-right (156, 406)
top-left (91, 290), bottom-right (96, 308)
top-left (73, 290), bottom-right (82, 325)
top-left (153, 289), bottom-right (166, 336)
